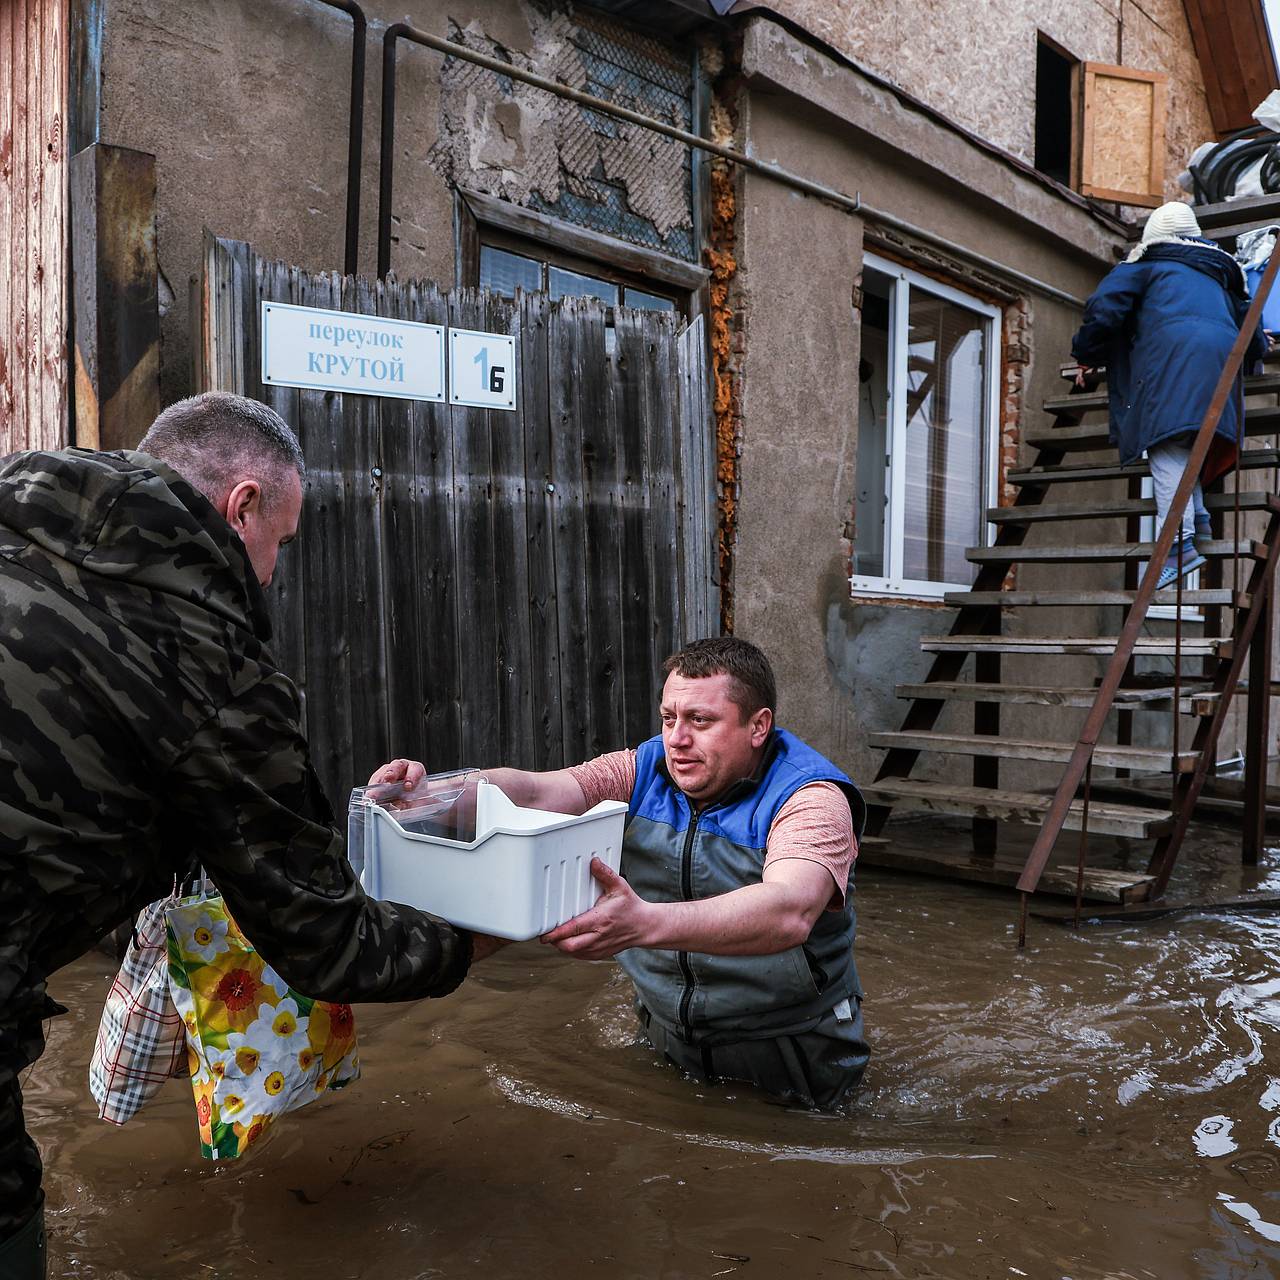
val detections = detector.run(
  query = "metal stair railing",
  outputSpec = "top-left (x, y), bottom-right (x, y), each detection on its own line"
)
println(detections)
top-left (1015, 244), bottom-right (1280, 942)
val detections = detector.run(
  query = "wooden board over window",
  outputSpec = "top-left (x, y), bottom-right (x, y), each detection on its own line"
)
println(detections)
top-left (1080, 62), bottom-right (1167, 208)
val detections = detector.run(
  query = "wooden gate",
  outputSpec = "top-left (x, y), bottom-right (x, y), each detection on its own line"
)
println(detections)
top-left (201, 234), bottom-right (716, 808)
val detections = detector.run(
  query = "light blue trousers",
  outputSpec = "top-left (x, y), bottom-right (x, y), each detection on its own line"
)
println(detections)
top-left (1148, 440), bottom-right (1208, 543)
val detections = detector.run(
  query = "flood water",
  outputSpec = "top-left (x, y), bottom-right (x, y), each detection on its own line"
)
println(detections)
top-left (29, 820), bottom-right (1280, 1279)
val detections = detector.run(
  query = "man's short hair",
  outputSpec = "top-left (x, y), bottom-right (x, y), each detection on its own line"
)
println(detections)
top-left (138, 392), bottom-right (305, 509)
top-left (662, 637), bottom-right (777, 718)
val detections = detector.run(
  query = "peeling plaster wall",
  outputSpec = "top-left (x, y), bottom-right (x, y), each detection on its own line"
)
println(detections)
top-left (767, 0), bottom-right (1214, 206)
top-left (99, 0), bottom-right (695, 409)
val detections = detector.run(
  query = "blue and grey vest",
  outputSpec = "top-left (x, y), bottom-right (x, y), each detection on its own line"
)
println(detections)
top-left (618, 728), bottom-right (866, 1047)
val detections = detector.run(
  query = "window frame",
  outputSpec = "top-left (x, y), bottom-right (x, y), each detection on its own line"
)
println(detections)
top-left (850, 252), bottom-right (1004, 603)
top-left (456, 187), bottom-right (707, 319)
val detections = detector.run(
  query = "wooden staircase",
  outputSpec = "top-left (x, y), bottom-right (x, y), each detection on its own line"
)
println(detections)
top-left (861, 223), bottom-right (1280, 906)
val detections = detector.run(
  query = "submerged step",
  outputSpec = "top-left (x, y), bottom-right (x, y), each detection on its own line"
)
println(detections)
top-left (869, 730), bottom-right (1197, 773)
top-left (862, 778), bottom-right (1173, 839)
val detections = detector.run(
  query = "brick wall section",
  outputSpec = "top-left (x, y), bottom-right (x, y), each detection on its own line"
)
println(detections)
top-left (1001, 295), bottom-right (1032, 508)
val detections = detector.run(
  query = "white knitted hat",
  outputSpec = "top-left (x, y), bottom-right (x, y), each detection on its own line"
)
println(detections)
top-left (1141, 201), bottom-right (1202, 243)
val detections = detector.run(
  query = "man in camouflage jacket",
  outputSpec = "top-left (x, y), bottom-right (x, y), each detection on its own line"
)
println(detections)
top-left (0, 393), bottom-right (489, 1275)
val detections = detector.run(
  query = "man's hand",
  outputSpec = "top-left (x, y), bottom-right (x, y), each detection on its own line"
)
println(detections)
top-left (367, 757), bottom-right (427, 799)
top-left (541, 859), bottom-right (654, 959)
top-left (1074, 365), bottom-right (1096, 389)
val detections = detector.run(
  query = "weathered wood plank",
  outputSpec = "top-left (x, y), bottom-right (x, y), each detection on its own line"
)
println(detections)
top-left (486, 288), bottom-right (534, 768)
top-left (340, 270), bottom-right (390, 784)
top-left (401, 280), bottom-right (462, 771)
top-left (615, 308), bottom-right (658, 747)
top-left (450, 288), bottom-right (501, 767)
top-left (518, 291), bottom-right (562, 771)
top-left (71, 144), bottom-right (158, 450)
top-left (867, 730), bottom-right (1196, 773)
top-left (920, 634), bottom-right (1229, 656)
top-left (945, 589), bottom-right (1248, 608)
top-left (862, 779), bottom-right (1173, 839)
top-left (258, 258), bottom-right (307, 733)
top-left (581, 307), bottom-right (624, 757)
top-left (548, 298), bottom-right (592, 763)
top-left (895, 681), bottom-right (1199, 708)
top-left (858, 840), bottom-right (1154, 904)
top-left (646, 314), bottom-right (680, 690)
top-left (1010, 451), bottom-right (1280, 486)
top-left (968, 540), bottom-right (1263, 564)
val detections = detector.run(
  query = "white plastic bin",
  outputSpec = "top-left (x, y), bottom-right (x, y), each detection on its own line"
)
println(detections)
top-left (349, 778), bottom-right (627, 941)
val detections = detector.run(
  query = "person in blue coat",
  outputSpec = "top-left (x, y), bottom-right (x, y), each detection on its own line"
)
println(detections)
top-left (1072, 201), bottom-right (1269, 588)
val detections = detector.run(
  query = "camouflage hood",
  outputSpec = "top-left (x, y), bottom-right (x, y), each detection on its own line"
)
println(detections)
top-left (0, 448), bottom-right (271, 643)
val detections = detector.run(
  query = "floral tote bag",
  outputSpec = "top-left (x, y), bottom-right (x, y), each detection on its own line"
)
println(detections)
top-left (166, 889), bottom-right (360, 1160)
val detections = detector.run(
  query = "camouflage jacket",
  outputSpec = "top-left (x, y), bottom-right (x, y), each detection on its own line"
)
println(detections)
top-left (0, 448), bottom-right (472, 1086)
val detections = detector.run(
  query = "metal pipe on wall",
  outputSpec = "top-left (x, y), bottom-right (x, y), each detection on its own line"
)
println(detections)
top-left (376, 22), bottom-right (1089, 308)
top-left (305, 0), bottom-right (366, 277)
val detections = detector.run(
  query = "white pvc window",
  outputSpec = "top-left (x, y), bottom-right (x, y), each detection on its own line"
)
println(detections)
top-left (851, 254), bottom-right (1002, 600)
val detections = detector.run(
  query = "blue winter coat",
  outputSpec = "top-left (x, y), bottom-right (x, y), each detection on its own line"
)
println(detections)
top-left (1071, 239), bottom-right (1267, 465)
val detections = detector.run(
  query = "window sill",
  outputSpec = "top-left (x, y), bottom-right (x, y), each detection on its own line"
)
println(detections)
top-left (849, 579), bottom-right (965, 606)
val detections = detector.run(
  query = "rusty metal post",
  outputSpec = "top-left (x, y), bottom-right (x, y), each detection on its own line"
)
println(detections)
top-left (1244, 577), bottom-right (1274, 863)
top-left (70, 143), bottom-right (159, 451)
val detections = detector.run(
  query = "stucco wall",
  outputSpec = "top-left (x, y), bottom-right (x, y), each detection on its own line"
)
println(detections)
top-left (98, 0), bottom-right (694, 409)
top-left (765, 0), bottom-right (1214, 206)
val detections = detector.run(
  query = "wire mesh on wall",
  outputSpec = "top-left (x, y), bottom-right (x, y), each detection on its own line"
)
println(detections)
top-left (426, 3), bottom-right (698, 263)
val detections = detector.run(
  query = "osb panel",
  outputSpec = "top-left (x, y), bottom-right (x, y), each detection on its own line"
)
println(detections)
top-left (426, 5), bottom-right (695, 257)
top-left (1119, 0), bottom-right (1215, 202)
top-left (758, 0), bottom-right (1209, 206)
top-left (1089, 74), bottom-right (1155, 194)
top-left (1, 0), bottom-right (68, 453)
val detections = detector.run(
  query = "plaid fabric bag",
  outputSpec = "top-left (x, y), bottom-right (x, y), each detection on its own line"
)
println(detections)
top-left (89, 891), bottom-right (188, 1125)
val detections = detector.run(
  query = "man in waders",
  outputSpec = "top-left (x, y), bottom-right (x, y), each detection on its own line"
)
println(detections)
top-left (373, 637), bottom-right (869, 1109)
top-left (0, 393), bottom-right (501, 1279)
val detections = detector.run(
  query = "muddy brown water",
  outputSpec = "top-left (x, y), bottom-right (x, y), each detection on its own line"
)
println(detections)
top-left (28, 821), bottom-right (1280, 1279)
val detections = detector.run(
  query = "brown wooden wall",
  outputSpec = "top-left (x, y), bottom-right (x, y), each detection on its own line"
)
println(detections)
top-left (1, 0), bottom-right (69, 454)
top-left (202, 236), bottom-right (717, 811)
top-left (1183, 0), bottom-right (1280, 137)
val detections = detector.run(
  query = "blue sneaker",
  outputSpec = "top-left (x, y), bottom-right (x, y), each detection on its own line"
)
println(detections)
top-left (1194, 515), bottom-right (1213, 549)
top-left (1155, 537), bottom-right (1206, 590)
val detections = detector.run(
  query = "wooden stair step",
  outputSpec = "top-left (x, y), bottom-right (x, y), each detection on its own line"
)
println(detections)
top-left (1027, 406), bottom-right (1280, 452)
top-left (863, 778), bottom-right (1173, 839)
top-left (919, 634), bottom-right (1231, 657)
top-left (856, 840), bottom-right (1154, 903)
top-left (869, 730), bottom-right (1196, 772)
top-left (1042, 372), bottom-right (1280, 416)
top-left (1008, 450), bottom-right (1280, 486)
top-left (944, 588), bottom-right (1248, 608)
top-left (986, 491), bottom-right (1274, 525)
top-left (894, 681), bottom-right (1204, 708)
top-left (968, 538), bottom-right (1263, 565)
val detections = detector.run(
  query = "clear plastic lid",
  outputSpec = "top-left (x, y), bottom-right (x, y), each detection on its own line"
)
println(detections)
top-left (349, 769), bottom-right (483, 850)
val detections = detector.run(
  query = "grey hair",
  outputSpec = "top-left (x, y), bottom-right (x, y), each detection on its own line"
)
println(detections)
top-left (138, 392), bottom-right (305, 508)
